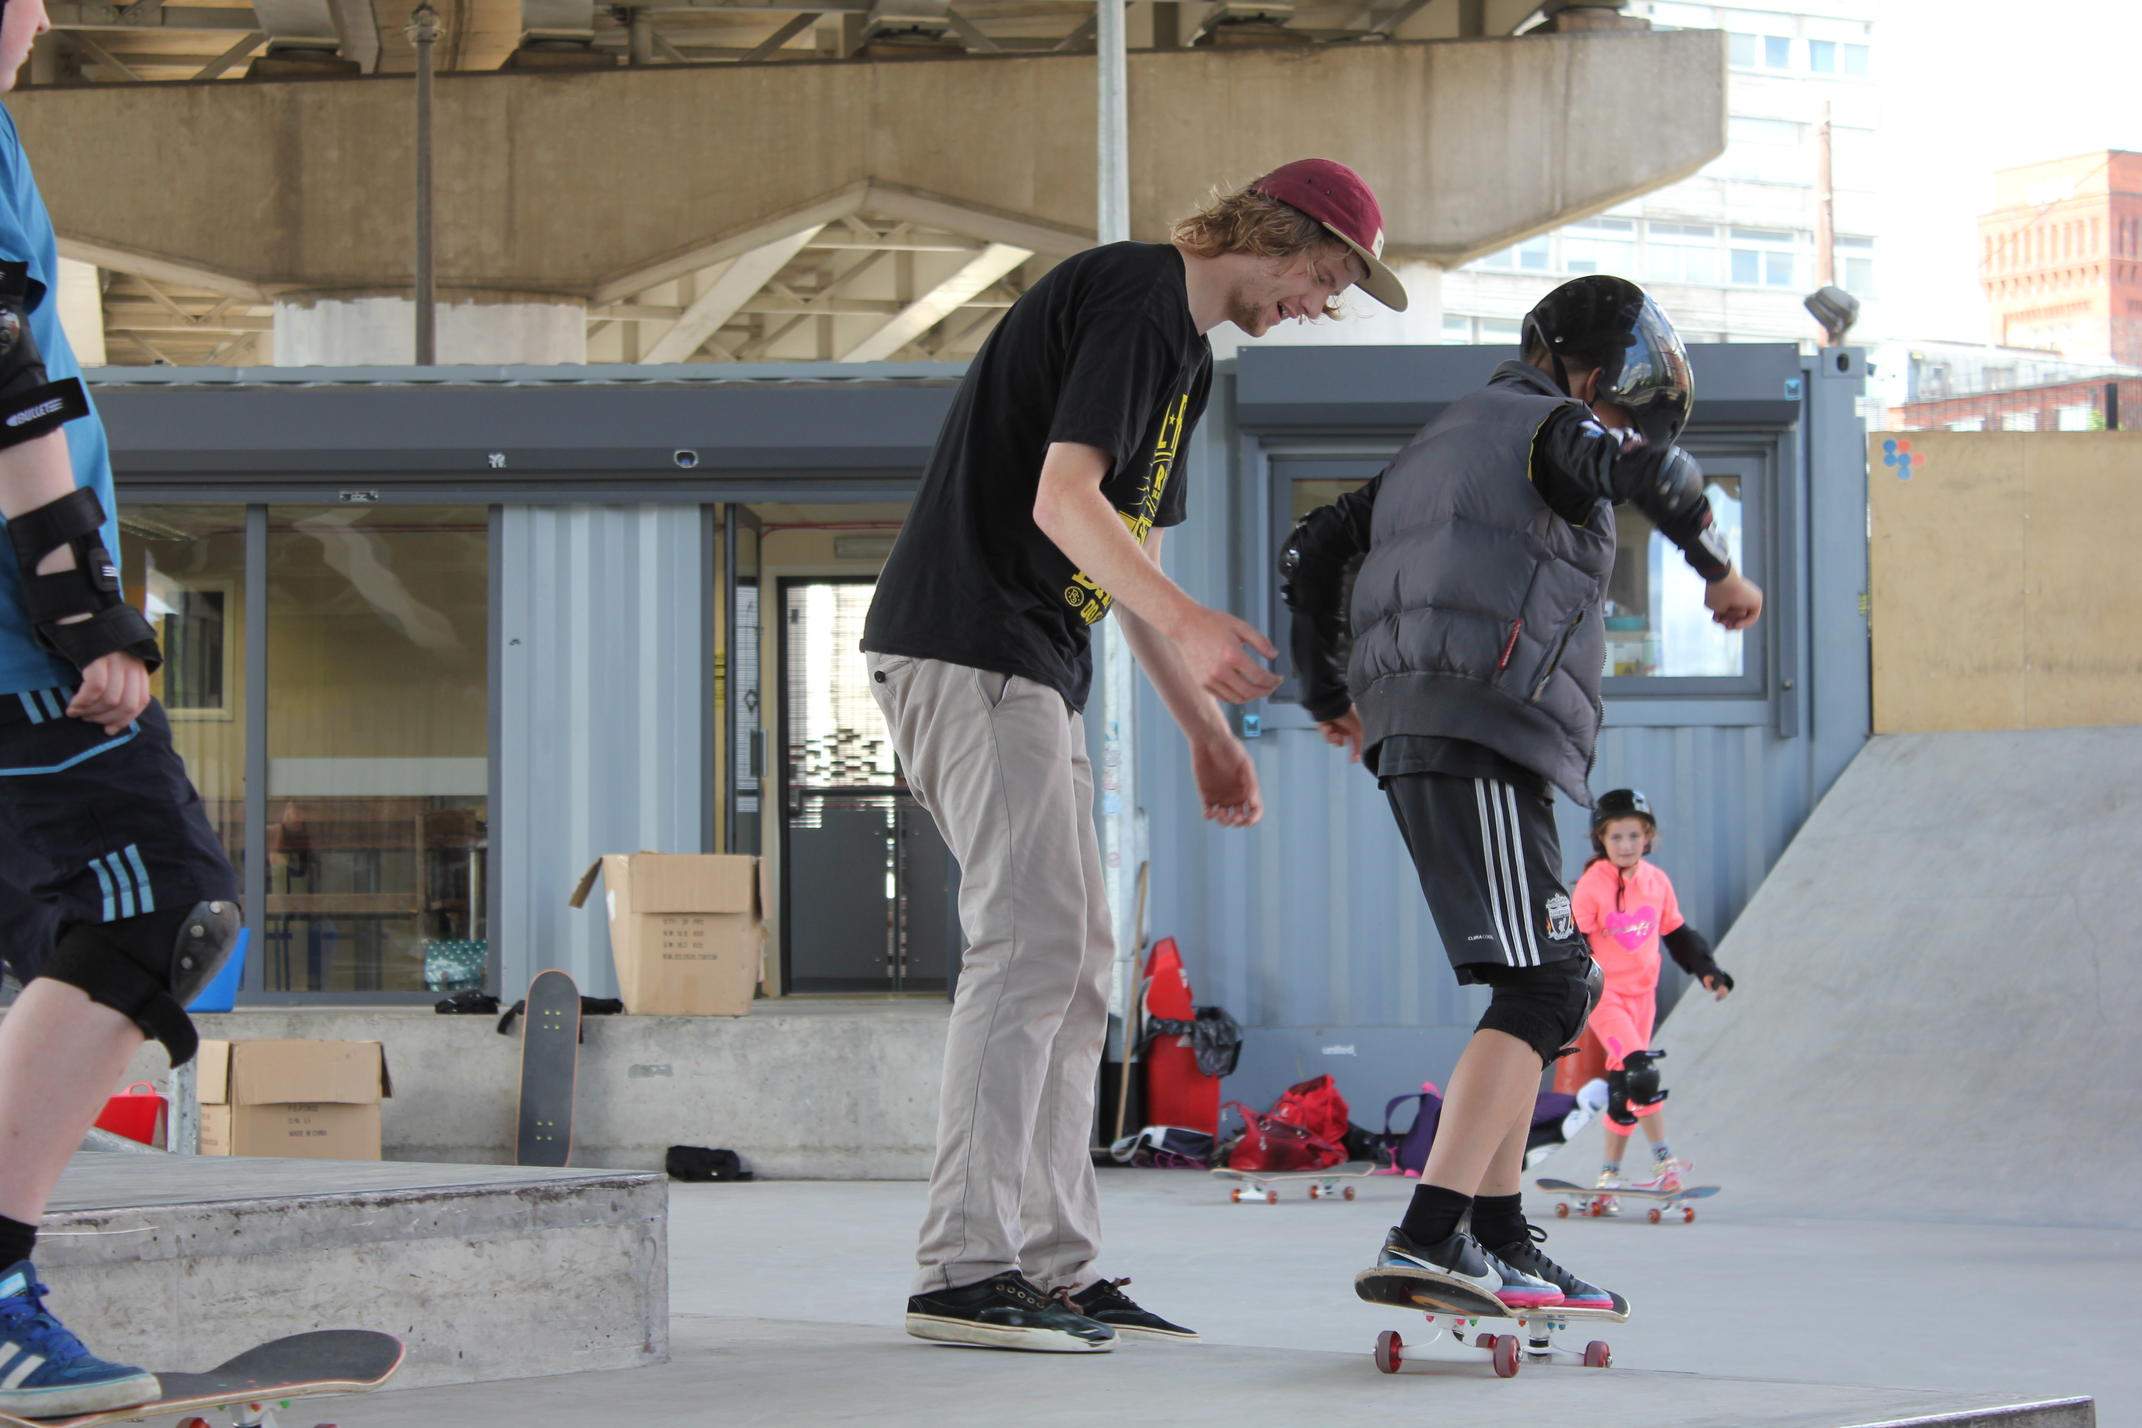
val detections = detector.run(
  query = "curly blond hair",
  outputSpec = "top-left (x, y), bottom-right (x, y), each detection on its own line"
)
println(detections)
top-left (1173, 184), bottom-right (1353, 318)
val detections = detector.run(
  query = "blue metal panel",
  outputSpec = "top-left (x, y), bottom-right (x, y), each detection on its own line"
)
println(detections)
top-left (495, 505), bottom-right (710, 997)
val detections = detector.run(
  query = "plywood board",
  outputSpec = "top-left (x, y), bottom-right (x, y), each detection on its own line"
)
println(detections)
top-left (1870, 431), bottom-right (2142, 732)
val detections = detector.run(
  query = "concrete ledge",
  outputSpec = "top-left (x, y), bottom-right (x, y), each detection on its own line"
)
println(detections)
top-left (42, 1154), bottom-right (667, 1392)
top-left (117, 999), bottom-right (949, 1177)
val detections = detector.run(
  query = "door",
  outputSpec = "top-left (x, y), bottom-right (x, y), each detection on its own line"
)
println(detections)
top-left (777, 578), bottom-right (957, 993)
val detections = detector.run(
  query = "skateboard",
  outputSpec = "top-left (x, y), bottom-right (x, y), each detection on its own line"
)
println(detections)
top-left (0, 1329), bottom-right (403, 1428)
top-left (515, 967), bottom-right (581, 1167)
top-left (1211, 1161), bottom-right (1376, 1204)
top-left (1355, 1266), bottom-right (1627, 1379)
top-left (1535, 1177), bottom-right (1721, 1223)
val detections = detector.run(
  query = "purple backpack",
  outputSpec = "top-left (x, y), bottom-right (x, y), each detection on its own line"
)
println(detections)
top-left (1382, 1082), bottom-right (1444, 1176)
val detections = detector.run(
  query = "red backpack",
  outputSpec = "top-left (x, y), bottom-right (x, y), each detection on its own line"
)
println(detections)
top-left (1222, 1075), bottom-right (1350, 1172)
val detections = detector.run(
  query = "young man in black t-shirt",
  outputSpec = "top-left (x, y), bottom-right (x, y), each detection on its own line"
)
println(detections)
top-left (864, 159), bottom-right (1407, 1352)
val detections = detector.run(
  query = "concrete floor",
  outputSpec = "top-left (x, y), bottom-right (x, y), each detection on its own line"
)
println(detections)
top-left (256, 1167), bottom-right (2105, 1427)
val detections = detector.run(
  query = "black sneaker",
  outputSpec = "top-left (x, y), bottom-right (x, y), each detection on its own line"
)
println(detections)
top-left (1483, 1224), bottom-right (1616, 1310)
top-left (905, 1272), bottom-right (1116, 1352)
top-left (1068, 1278), bottom-right (1199, 1341)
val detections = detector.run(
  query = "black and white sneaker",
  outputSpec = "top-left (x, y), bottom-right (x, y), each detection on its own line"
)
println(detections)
top-left (905, 1272), bottom-right (1117, 1352)
top-left (1376, 1226), bottom-right (1562, 1309)
top-left (1068, 1278), bottom-right (1199, 1341)
top-left (1484, 1225), bottom-right (1615, 1310)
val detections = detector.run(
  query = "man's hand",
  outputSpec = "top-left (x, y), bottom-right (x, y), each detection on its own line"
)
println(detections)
top-left (68, 650), bottom-right (151, 734)
top-left (1170, 603), bottom-right (1282, 705)
top-left (1704, 571), bottom-right (1764, 631)
top-left (1318, 707), bottom-right (1364, 763)
top-left (1190, 732), bottom-right (1263, 828)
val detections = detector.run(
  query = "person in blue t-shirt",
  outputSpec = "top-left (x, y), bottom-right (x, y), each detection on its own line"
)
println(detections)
top-left (0, 0), bottom-right (242, 1414)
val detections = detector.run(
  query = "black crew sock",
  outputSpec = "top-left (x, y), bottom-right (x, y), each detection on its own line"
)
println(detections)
top-left (1470, 1193), bottom-right (1527, 1251)
top-left (0, 1215), bottom-right (36, 1271)
top-left (1399, 1184), bottom-right (1472, 1246)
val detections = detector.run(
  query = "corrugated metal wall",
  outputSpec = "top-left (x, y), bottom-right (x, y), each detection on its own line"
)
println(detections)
top-left (1114, 357), bottom-right (1868, 1120)
top-left (495, 505), bottom-right (710, 997)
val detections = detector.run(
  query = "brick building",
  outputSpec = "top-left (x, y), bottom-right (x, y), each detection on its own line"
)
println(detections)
top-left (1979, 150), bottom-right (2142, 364)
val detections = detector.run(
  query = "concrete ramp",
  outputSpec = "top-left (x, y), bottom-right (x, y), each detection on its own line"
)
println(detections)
top-left (1551, 728), bottom-right (2141, 1229)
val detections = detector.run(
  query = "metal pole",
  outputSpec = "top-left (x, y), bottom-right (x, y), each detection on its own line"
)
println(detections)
top-left (1814, 101), bottom-right (1837, 344)
top-left (407, 2), bottom-right (440, 365)
top-left (1094, 0), bottom-right (1142, 1066)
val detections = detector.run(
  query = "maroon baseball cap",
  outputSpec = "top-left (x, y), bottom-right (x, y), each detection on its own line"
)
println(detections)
top-left (1251, 158), bottom-right (1408, 311)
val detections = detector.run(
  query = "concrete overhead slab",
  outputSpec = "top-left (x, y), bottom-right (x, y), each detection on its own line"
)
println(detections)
top-left (1537, 728), bottom-right (2142, 1230)
top-left (6, 29), bottom-right (1724, 296)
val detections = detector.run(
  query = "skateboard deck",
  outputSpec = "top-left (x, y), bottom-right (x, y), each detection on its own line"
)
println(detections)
top-left (1355, 1266), bottom-right (1628, 1379)
top-left (1212, 1161), bottom-right (1375, 1203)
top-left (516, 967), bottom-right (581, 1168)
top-left (1536, 1177), bottom-right (1721, 1223)
top-left (0, 1329), bottom-right (403, 1428)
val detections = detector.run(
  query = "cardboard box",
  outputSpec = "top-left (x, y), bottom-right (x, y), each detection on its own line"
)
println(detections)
top-left (570, 853), bottom-right (766, 1015)
top-left (197, 1040), bottom-right (393, 1159)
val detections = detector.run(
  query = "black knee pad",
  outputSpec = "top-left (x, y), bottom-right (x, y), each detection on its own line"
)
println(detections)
top-left (1607, 1049), bottom-right (1668, 1126)
top-left (39, 901), bottom-right (241, 1067)
top-left (1474, 957), bottom-right (1598, 1068)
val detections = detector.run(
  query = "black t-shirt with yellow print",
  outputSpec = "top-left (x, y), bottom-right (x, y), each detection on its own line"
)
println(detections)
top-left (862, 242), bottom-right (1211, 710)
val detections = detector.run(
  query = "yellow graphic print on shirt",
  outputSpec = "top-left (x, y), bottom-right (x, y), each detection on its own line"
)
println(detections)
top-left (1063, 391), bottom-right (1190, 625)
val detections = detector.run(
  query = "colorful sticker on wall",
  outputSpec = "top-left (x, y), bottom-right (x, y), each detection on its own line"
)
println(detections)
top-left (1880, 438), bottom-right (1918, 480)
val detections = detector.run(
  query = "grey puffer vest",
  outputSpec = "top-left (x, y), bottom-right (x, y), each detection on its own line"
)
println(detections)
top-left (1347, 362), bottom-right (1616, 806)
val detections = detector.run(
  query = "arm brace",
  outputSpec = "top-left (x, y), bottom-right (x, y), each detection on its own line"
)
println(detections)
top-left (1532, 406), bottom-right (1733, 581)
top-left (1278, 473), bottom-right (1379, 721)
top-left (1662, 924), bottom-right (1732, 989)
top-left (6, 486), bottom-right (163, 674)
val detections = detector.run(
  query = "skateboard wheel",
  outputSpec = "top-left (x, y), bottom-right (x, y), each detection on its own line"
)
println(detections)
top-left (1648, 1207), bottom-right (1663, 1224)
top-left (1584, 1340), bottom-right (1611, 1369)
top-left (1476, 1332), bottom-right (1497, 1352)
top-left (1343, 1184), bottom-right (1357, 1201)
top-left (1554, 1201), bottom-right (1569, 1218)
top-left (1230, 1188), bottom-right (1243, 1203)
top-left (1493, 1333), bottom-right (1521, 1378)
top-left (1309, 1184), bottom-right (1322, 1200)
top-left (178, 1419), bottom-right (211, 1428)
top-left (1266, 1189), bottom-right (1278, 1205)
top-left (1374, 1329), bottom-right (1403, 1374)
top-left (1683, 1206), bottom-right (1696, 1223)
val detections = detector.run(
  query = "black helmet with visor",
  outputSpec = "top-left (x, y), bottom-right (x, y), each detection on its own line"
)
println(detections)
top-left (1522, 275), bottom-right (1695, 446)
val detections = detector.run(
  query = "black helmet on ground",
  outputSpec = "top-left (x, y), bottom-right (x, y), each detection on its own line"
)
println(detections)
top-left (1521, 274), bottom-right (1695, 447)
top-left (1590, 787), bottom-right (1655, 832)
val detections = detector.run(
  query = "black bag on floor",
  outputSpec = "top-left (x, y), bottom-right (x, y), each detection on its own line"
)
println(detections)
top-left (667, 1145), bottom-right (754, 1182)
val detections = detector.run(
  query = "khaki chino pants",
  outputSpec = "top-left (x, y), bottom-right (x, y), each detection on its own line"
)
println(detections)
top-left (866, 653), bottom-right (1114, 1295)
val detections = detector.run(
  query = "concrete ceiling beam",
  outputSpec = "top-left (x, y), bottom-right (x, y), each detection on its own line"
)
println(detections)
top-left (9, 30), bottom-right (1725, 290)
top-left (46, 3), bottom-right (260, 30)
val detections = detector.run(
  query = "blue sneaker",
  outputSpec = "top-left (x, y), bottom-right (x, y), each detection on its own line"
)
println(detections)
top-left (0, 1261), bottom-right (160, 1417)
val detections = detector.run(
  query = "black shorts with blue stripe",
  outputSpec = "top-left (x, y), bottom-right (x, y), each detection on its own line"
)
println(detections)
top-left (0, 687), bottom-right (237, 986)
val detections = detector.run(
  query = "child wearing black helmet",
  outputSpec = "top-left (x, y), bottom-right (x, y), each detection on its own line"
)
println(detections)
top-left (1282, 274), bottom-right (1761, 1313)
top-left (1566, 788), bottom-right (1733, 1215)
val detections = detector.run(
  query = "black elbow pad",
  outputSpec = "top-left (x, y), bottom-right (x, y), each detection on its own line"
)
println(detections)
top-left (0, 263), bottom-right (88, 451)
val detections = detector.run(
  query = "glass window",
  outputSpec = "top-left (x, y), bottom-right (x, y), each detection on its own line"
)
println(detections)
top-left (1763, 35), bottom-right (1790, 68)
top-left (1478, 318), bottom-right (1523, 343)
top-left (264, 505), bottom-right (489, 994)
top-left (1727, 32), bottom-right (1756, 67)
top-left (1731, 248), bottom-right (1761, 285)
top-left (1807, 39), bottom-right (1836, 72)
top-left (1763, 250), bottom-right (1797, 287)
top-left (2057, 404), bottom-right (2098, 431)
top-left (2003, 410), bottom-right (2038, 431)
top-left (1516, 236), bottom-right (1551, 272)
top-left (1563, 235), bottom-right (1638, 277)
top-left (1603, 479), bottom-right (1746, 679)
top-left (1842, 43), bottom-right (1869, 76)
top-left (118, 506), bottom-right (247, 891)
top-left (1441, 313), bottom-right (1474, 343)
top-left (1948, 417), bottom-right (1985, 431)
top-left (1843, 254), bottom-right (1875, 296)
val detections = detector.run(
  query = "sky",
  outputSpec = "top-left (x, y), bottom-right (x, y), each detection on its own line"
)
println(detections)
top-left (1875, 0), bottom-right (2142, 344)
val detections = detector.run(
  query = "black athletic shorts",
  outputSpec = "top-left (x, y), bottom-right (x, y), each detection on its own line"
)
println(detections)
top-left (1383, 769), bottom-right (1586, 985)
top-left (0, 685), bottom-right (237, 985)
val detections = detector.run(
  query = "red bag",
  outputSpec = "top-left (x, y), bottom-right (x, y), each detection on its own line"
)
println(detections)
top-left (95, 1081), bottom-right (166, 1148)
top-left (1222, 1076), bottom-right (1350, 1172)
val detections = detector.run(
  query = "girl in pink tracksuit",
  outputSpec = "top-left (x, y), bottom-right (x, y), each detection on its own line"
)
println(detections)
top-left (1571, 789), bottom-right (1734, 1210)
